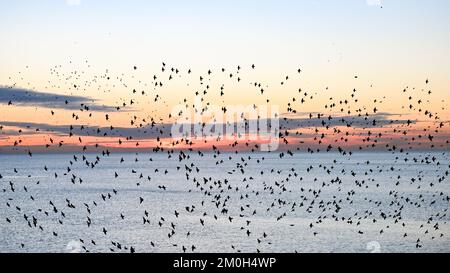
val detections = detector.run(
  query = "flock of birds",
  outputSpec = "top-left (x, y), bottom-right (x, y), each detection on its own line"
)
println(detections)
top-left (1, 61), bottom-right (449, 253)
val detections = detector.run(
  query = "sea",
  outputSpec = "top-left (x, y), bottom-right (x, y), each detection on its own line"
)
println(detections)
top-left (1, 151), bottom-right (449, 253)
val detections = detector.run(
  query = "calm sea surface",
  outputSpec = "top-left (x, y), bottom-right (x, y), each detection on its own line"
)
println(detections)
top-left (1, 151), bottom-right (449, 253)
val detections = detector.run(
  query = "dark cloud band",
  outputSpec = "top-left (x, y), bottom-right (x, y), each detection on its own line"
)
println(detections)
top-left (0, 86), bottom-right (118, 111)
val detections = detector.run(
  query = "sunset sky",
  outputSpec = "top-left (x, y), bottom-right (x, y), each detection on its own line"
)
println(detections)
top-left (0, 0), bottom-right (449, 151)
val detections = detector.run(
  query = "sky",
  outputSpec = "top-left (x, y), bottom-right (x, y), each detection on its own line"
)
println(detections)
top-left (0, 0), bottom-right (449, 152)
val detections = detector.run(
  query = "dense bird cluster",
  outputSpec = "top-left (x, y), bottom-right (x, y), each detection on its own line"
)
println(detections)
top-left (0, 62), bottom-right (449, 252)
